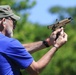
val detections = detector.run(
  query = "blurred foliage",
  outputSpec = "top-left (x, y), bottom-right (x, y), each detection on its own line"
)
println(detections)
top-left (0, 1), bottom-right (76, 75)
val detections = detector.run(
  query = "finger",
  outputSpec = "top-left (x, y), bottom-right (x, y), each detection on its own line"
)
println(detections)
top-left (59, 27), bottom-right (65, 37)
top-left (53, 28), bottom-right (63, 35)
top-left (63, 33), bottom-right (68, 41)
top-left (60, 27), bottom-right (64, 30)
top-left (60, 29), bottom-right (64, 36)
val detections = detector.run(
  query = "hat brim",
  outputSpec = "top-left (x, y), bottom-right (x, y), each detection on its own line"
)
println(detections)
top-left (10, 14), bottom-right (20, 21)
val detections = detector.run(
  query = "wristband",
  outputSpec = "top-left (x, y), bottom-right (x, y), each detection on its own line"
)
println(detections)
top-left (43, 40), bottom-right (49, 47)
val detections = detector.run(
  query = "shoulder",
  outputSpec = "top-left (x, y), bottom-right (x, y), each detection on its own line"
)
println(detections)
top-left (9, 38), bottom-right (23, 47)
top-left (3, 36), bottom-right (21, 45)
top-left (0, 34), bottom-right (18, 44)
top-left (0, 35), bottom-right (22, 50)
top-left (0, 35), bottom-right (22, 53)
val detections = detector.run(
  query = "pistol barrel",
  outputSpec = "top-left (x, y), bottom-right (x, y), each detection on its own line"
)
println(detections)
top-left (47, 17), bottom-right (72, 30)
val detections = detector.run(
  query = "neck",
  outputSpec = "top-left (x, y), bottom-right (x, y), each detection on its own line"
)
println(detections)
top-left (0, 31), bottom-right (5, 35)
top-left (0, 31), bottom-right (11, 38)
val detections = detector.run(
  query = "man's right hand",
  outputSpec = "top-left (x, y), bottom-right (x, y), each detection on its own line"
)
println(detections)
top-left (53, 29), bottom-right (68, 49)
top-left (45, 27), bottom-right (65, 46)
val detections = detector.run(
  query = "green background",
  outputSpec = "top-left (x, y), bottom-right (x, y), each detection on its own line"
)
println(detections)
top-left (0, 0), bottom-right (76, 75)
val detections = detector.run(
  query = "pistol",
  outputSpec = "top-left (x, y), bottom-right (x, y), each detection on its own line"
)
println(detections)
top-left (47, 17), bottom-right (72, 31)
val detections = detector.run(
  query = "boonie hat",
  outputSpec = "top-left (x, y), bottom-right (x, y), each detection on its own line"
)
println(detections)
top-left (0, 5), bottom-right (20, 20)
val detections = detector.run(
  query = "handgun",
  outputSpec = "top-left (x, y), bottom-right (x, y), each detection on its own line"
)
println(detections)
top-left (47, 17), bottom-right (72, 40)
top-left (47, 17), bottom-right (72, 31)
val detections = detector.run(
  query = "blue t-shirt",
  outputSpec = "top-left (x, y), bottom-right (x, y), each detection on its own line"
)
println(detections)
top-left (0, 33), bottom-right (34, 75)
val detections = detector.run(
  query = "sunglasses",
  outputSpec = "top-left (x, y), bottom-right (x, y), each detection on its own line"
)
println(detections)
top-left (11, 17), bottom-right (17, 25)
top-left (5, 17), bottom-right (17, 29)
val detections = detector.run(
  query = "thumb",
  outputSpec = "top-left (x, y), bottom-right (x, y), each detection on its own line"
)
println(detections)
top-left (53, 28), bottom-right (63, 35)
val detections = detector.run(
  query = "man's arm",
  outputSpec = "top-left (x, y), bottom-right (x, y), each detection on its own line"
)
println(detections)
top-left (23, 41), bottom-right (46, 54)
top-left (26, 46), bottom-right (58, 75)
top-left (23, 38), bottom-right (51, 53)
top-left (22, 29), bottom-right (60, 54)
top-left (22, 28), bottom-right (62, 54)
top-left (25, 28), bottom-right (68, 75)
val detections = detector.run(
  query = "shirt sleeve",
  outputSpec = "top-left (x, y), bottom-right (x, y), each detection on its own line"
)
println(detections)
top-left (6, 38), bottom-right (34, 69)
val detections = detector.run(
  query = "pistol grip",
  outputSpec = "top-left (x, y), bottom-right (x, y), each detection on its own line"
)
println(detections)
top-left (55, 32), bottom-right (60, 40)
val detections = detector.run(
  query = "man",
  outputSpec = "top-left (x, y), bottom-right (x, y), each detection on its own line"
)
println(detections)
top-left (0, 5), bottom-right (67, 75)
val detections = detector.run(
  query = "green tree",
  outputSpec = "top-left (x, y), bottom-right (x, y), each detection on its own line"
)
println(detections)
top-left (45, 6), bottom-right (76, 75)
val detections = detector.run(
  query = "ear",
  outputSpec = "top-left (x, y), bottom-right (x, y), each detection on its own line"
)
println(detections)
top-left (0, 18), bottom-right (5, 31)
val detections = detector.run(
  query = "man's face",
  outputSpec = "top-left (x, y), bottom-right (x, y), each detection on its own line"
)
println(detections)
top-left (3, 17), bottom-right (16, 37)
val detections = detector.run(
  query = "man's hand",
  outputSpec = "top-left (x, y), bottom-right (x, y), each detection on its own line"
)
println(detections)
top-left (53, 29), bottom-right (68, 48)
top-left (45, 28), bottom-right (63, 46)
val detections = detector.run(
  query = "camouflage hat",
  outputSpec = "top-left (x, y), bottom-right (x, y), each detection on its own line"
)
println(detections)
top-left (0, 5), bottom-right (20, 20)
